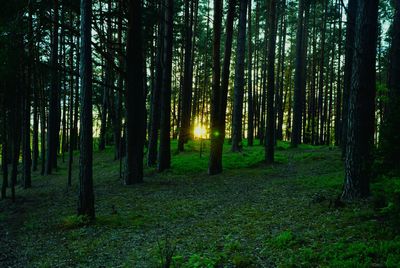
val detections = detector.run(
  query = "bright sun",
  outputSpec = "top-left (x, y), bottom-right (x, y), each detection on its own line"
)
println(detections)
top-left (194, 124), bottom-right (207, 139)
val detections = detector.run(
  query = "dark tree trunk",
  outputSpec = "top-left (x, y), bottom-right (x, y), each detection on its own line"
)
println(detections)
top-left (125, 0), bottom-right (146, 184)
top-left (68, 14), bottom-right (75, 187)
top-left (276, 1), bottom-right (287, 141)
top-left (209, 0), bottom-right (235, 175)
top-left (247, 0), bottom-right (254, 146)
top-left (178, 0), bottom-right (194, 152)
top-left (158, 0), bottom-right (174, 172)
top-left (1, 101), bottom-right (8, 199)
top-left (265, 0), bottom-right (277, 164)
top-left (98, 88), bottom-right (109, 151)
top-left (30, 2), bottom-right (39, 172)
top-left (335, 1), bottom-right (343, 146)
top-left (381, 0), bottom-right (400, 170)
top-left (231, 0), bottom-right (248, 152)
top-left (148, 0), bottom-right (164, 167)
top-left (318, 0), bottom-right (328, 145)
top-left (46, 0), bottom-right (60, 175)
top-left (291, 0), bottom-right (309, 147)
top-left (341, 0), bottom-right (357, 156)
top-left (22, 86), bottom-right (32, 189)
top-left (111, 0), bottom-right (124, 160)
top-left (11, 86), bottom-right (22, 202)
top-left (78, 0), bottom-right (95, 219)
top-left (40, 80), bottom-right (46, 176)
top-left (342, 0), bottom-right (378, 200)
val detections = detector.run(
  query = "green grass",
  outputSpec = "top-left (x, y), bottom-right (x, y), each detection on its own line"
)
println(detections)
top-left (0, 139), bottom-right (398, 267)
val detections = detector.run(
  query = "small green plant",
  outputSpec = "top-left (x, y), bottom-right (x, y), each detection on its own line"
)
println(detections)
top-left (232, 254), bottom-right (254, 267)
top-left (272, 230), bottom-right (295, 248)
top-left (186, 254), bottom-right (216, 268)
top-left (156, 235), bottom-right (177, 268)
top-left (60, 215), bottom-right (90, 230)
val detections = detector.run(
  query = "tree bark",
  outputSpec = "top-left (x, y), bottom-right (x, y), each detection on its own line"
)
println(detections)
top-left (247, 0), bottom-right (254, 146)
top-left (148, 0), bottom-right (164, 167)
top-left (125, 0), bottom-right (146, 184)
top-left (78, 0), bottom-right (95, 219)
top-left (231, 0), bottom-right (248, 152)
top-left (46, 0), bottom-right (60, 175)
top-left (265, 0), bottom-right (277, 164)
top-left (341, 0), bottom-right (357, 156)
top-left (178, 0), bottom-right (194, 152)
top-left (291, 0), bottom-right (309, 147)
top-left (209, 0), bottom-right (236, 175)
top-left (342, 0), bottom-right (378, 200)
top-left (158, 0), bottom-right (174, 172)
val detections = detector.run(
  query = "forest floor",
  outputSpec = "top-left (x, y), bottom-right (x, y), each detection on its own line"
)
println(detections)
top-left (0, 140), bottom-right (399, 267)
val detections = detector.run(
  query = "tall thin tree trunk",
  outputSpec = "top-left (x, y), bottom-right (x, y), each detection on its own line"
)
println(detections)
top-left (265, 0), bottom-right (277, 164)
top-left (148, 0), bottom-right (164, 166)
top-left (341, 0), bottom-right (357, 156)
top-left (46, 0), bottom-right (60, 175)
top-left (247, 0), bottom-right (254, 146)
top-left (291, 0), bottom-right (309, 147)
top-left (158, 0), bottom-right (174, 172)
top-left (209, 0), bottom-right (236, 175)
top-left (78, 0), bottom-right (95, 219)
top-left (125, 0), bottom-right (146, 184)
top-left (231, 0), bottom-right (248, 152)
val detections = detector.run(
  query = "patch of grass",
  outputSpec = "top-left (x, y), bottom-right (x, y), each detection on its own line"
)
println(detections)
top-left (60, 215), bottom-right (90, 230)
top-left (2, 141), bottom-right (398, 267)
top-left (272, 230), bottom-right (295, 248)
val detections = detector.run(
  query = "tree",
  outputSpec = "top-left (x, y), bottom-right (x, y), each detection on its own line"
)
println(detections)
top-left (265, 0), bottom-right (278, 164)
top-left (380, 0), bottom-right (400, 172)
top-left (231, 0), bottom-right (248, 152)
top-left (78, 0), bottom-right (95, 219)
top-left (125, 0), bottom-right (146, 184)
top-left (247, 0), bottom-right (254, 146)
top-left (291, 0), bottom-right (309, 147)
top-left (1, 97), bottom-right (8, 199)
top-left (341, 0), bottom-right (357, 156)
top-left (158, 0), bottom-right (174, 172)
top-left (148, 0), bottom-right (164, 167)
top-left (209, 0), bottom-right (236, 175)
top-left (46, 0), bottom-right (60, 175)
top-left (178, 0), bottom-right (194, 152)
top-left (342, 0), bottom-right (379, 200)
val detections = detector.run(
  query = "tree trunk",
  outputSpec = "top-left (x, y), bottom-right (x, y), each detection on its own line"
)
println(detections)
top-left (341, 0), bottom-right (357, 156)
top-left (381, 0), bottom-right (400, 170)
top-left (342, 0), bottom-right (378, 200)
top-left (148, 0), bottom-right (164, 167)
top-left (125, 0), bottom-right (146, 184)
top-left (46, 0), bottom-right (60, 175)
top-left (78, 0), bottom-right (95, 219)
top-left (1, 101), bottom-right (8, 199)
top-left (231, 0), bottom-right (248, 152)
top-left (265, 0), bottom-right (277, 164)
top-left (247, 0), bottom-right (254, 146)
top-left (209, 0), bottom-right (236, 175)
top-left (178, 0), bottom-right (194, 152)
top-left (158, 0), bottom-right (174, 172)
top-left (291, 0), bottom-right (309, 147)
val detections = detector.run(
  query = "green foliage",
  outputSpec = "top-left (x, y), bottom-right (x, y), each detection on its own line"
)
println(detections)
top-left (60, 215), bottom-right (90, 230)
top-left (186, 254), bottom-right (216, 268)
top-left (272, 230), bottom-right (295, 248)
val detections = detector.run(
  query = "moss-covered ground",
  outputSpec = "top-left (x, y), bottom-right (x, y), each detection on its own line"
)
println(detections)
top-left (0, 140), bottom-right (399, 267)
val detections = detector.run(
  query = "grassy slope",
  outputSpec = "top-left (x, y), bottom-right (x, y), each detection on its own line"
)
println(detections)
top-left (0, 140), bottom-right (399, 267)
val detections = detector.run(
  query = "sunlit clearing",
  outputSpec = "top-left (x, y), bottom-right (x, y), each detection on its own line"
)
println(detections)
top-left (194, 124), bottom-right (207, 139)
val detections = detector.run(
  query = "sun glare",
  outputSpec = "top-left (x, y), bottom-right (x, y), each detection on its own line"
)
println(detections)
top-left (194, 124), bottom-right (207, 139)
